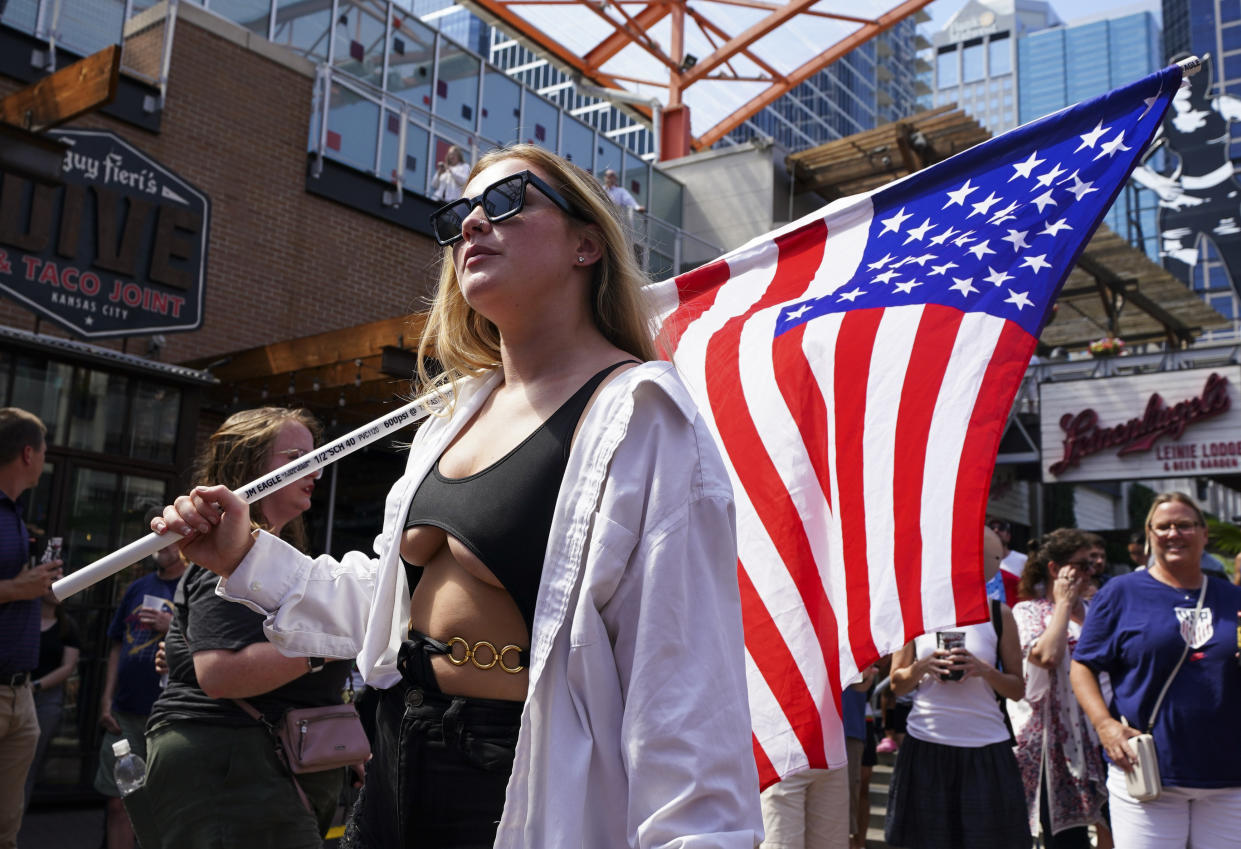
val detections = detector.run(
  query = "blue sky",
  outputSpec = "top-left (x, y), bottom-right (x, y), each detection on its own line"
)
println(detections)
top-left (922, 0), bottom-right (1162, 32)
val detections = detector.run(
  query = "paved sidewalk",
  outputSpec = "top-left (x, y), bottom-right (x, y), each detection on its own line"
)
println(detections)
top-left (17, 798), bottom-right (345, 848)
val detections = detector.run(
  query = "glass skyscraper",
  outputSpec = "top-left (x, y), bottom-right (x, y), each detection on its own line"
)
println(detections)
top-left (1018, 12), bottom-right (1163, 262)
top-left (928, 0), bottom-right (1063, 135)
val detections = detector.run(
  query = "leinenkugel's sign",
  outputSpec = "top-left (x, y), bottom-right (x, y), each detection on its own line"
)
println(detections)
top-left (0, 129), bottom-right (209, 338)
top-left (1041, 366), bottom-right (1241, 482)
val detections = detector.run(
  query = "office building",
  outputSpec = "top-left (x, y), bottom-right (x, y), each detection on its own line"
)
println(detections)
top-left (929, 0), bottom-right (1062, 134)
top-left (1019, 11), bottom-right (1163, 262)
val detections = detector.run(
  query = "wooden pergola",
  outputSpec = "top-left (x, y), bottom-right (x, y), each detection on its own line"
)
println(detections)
top-left (786, 106), bottom-right (1232, 352)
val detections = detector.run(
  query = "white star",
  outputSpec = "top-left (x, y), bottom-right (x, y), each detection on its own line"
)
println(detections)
top-left (1075, 121), bottom-right (1110, 152)
top-left (1005, 289), bottom-right (1034, 310)
top-left (85, 316), bottom-right (94, 326)
top-left (892, 256), bottom-right (915, 269)
top-left (1010, 151), bottom-right (1045, 181)
top-left (785, 303), bottom-right (812, 321)
top-left (867, 253), bottom-right (895, 271)
top-left (969, 191), bottom-right (1004, 219)
top-left (1065, 175), bottom-right (1098, 201)
top-left (1035, 163), bottom-right (1068, 188)
top-left (929, 226), bottom-right (960, 246)
top-left (944, 180), bottom-right (980, 208)
top-left (929, 261), bottom-right (958, 276)
top-left (908, 253), bottom-right (938, 266)
top-left (967, 240), bottom-right (996, 260)
top-left (894, 279), bottom-right (923, 294)
top-left (903, 218), bottom-right (936, 244)
top-left (880, 207), bottom-right (913, 235)
top-left (1094, 132), bottom-right (1132, 160)
top-left (1031, 190), bottom-right (1058, 213)
top-left (837, 287), bottom-right (866, 302)
top-left (989, 201), bottom-right (1021, 226)
top-left (984, 266), bottom-right (1015, 287)
top-left (949, 277), bottom-right (978, 297)
top-left (872, 269), bottom-right (900, 285)
top-left (1002, 229), bottom-right (1031, 251)
top-left (1020, 254), bottom-right (1052, 273)
top-left (1040, 218), bottom-right (1073, 237)
top-left (952, 230), bottom-right (976, 247)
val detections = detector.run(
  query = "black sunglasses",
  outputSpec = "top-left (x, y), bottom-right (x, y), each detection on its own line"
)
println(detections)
top-left (429, 170), bottom-right (578, 246)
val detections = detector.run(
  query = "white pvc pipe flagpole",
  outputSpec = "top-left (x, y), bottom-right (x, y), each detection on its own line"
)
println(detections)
top-left (53, 394), bottom-right (437, 600)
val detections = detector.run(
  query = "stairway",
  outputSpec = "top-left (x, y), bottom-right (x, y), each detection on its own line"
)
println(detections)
top-left (862, 750), bottom-right (896, 849)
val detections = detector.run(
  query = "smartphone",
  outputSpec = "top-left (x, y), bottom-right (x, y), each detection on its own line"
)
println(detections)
top-left (936, 631), bottom-right (965, 681)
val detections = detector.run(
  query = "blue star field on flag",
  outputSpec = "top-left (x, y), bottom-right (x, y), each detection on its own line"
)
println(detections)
top-left (774, 65), bottom-right (1183, 341)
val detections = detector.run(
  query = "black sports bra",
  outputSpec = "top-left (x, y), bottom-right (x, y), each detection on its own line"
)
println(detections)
top-left (403, 362), bottom-right (634, 630)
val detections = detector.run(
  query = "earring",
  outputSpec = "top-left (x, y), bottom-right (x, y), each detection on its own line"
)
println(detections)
top-left (577, 256), bottom-right (584, 263)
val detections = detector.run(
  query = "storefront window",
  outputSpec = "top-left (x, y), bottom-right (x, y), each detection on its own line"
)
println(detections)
top-left (67, 468), bottom-right (121, 574)
top-left (129, 381), bottom-right (180, 463)
top-left (67, 370), bottom-right (127, 455)
top-left (11, 357), bottom-right (72, 445)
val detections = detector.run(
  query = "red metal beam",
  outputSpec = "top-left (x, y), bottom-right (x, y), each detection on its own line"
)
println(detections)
top-left (692, 0), bottom-right (934, 149)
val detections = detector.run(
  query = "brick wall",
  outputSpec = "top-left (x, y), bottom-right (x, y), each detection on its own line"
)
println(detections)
top-left (0, 8), bottom-right (441, 366)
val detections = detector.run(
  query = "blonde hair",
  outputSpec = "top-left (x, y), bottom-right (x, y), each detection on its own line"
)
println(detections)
top-left (417, 145), bottom-right (656, 397)
top-left (1143, 491), bottom-right (1207, 557)
top-left (192, 407), bottom-right (321, 552)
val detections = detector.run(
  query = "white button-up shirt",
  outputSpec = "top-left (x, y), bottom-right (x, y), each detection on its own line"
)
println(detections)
top-left (219, 361), bottom-right (763, 848)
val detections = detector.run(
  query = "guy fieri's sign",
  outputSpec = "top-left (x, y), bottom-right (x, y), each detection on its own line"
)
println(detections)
top-left (1041, 367), bottom-right (1241, 482)
top-left (0, 129), bottom-right (209, 338)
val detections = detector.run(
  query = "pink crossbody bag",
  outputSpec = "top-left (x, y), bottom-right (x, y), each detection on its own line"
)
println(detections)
top-left (234, 695), bottom-right (370, 812)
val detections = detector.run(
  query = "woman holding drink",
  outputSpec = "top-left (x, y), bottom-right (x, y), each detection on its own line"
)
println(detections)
top-left (883, 526), bottom-right (1029, 849)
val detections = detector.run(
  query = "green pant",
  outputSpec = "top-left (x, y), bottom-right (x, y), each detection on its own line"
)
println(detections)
top-left (144, 722), bottom-right (342, 849)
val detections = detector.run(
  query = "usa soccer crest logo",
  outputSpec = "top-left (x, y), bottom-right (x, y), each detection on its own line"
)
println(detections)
top-left (1176, 606), bottom-right (1214, 649)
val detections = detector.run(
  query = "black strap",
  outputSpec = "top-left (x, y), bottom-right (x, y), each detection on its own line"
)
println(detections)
top-left (232, 698), bottom-right (313, 814)
top-left (990, 599), bottom-right (1017, 746)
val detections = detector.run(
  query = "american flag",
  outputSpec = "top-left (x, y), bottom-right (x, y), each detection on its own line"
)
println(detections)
top-left (648, 64), bottom-right (1183, 788)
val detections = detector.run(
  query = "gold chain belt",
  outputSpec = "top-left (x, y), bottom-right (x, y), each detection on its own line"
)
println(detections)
top-left (445, 637), bottom-right (526, 674)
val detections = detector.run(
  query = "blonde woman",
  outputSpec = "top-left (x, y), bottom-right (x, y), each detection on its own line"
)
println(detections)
top-left (154, 145), bottom-right (761, 849)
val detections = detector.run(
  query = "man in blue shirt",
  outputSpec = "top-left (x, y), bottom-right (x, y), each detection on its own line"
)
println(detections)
top-left (0, 408), bottom-right (60, 849)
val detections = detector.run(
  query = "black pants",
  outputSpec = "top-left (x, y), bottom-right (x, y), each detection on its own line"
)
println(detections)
top-left (342, 638), bottom-right (522, 849)
top-left (1039, 768), bottom-right (1091, 849)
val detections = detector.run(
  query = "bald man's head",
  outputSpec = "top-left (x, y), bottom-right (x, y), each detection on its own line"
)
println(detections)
top-left (983, 527), bottom-right (1004, 582)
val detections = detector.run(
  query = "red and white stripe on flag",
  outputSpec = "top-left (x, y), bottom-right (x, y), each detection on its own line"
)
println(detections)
top-left (648, 62), bottom-right (1182, 789)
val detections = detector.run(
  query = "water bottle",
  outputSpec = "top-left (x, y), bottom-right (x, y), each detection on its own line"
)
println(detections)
top-left (112, 739), bottom-right (147, 796)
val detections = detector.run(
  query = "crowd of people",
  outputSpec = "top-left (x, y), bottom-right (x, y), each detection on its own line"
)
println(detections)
top-left (0, 144), bottom-right (1239, 849)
